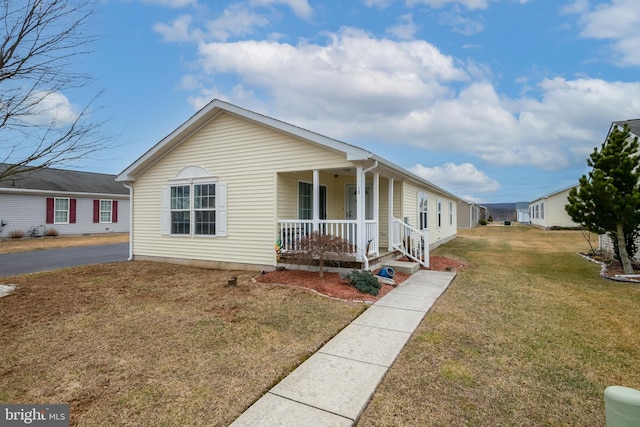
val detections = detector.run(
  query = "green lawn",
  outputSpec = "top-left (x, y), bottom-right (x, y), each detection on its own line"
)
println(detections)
top-left (359, 225), bottom-right (640, 426)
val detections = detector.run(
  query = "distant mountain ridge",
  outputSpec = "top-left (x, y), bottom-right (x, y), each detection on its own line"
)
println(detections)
top-left (484, 203), bottom-right (517, 221)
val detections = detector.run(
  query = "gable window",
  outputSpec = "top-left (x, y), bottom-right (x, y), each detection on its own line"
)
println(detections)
top-left (298, 182), bottom-right (327, 220)
top-left (418, 192), bottom-right (428, 230)
top-left (162, 175), bottom-right (227, 237)
top-left (437, 198), bottom-right (442, 228)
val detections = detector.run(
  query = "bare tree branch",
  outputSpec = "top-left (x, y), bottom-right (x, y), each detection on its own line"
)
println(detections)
top-left (0, 0), bottom-right (111, 183)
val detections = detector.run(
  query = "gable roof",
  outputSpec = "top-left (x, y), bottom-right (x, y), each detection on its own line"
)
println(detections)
top-left (117, 99), bottom-right (460, 200)
top-left (614, 119), bottom-right (640, 137)
top-left (529, 184), bottom-right (577, 203)
top-left (0, 164), bottom-right (128, 196)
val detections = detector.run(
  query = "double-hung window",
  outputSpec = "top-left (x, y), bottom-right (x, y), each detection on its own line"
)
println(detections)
top-left (100, 200), bottom-right (113, 223)
top-left (167, 181), bottom-right (222, 236)
top-left (298, 182), bottom-right (327, 220)
top-left (194, 183), bottom-right (216, 235)
top-left (418, 192), bottom-right (428, 230)
top-left (55, 198), bottom-right (70, 224)
top-left (437, 198), bottom-right (442, 228)
top-left (449, 201), bottom-right (453, 226)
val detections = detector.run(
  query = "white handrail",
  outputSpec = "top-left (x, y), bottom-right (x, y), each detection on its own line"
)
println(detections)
top-left (391, 217), bottom-right (429, 268)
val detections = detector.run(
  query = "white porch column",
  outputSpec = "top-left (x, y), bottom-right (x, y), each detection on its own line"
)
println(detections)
top-left (356, 166), bottom-right (365, 261)
top-left (372, 172), bottom-right (379, 255)
top-left (312, 169), bottom-right (319, 232)
top-left (388, 177), bottom-right (394, 251)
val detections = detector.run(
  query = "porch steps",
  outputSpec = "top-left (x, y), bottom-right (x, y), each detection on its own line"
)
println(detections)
top-left (381, 260), bottom-right (420, 275)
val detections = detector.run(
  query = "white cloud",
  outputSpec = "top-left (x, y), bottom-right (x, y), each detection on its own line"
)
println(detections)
top-left (439, 9), bottom-right (485, 35)
top-left (410, 163), bottom-right (500, 196)
top-left (363, 0), bottom-right (395, 8)
top-left (153, 14), bottom-right (200, 42)
top-left (406, 0), bottom-right (490, 10)
top-left (206, 5), bottom-right (270, 41)
top-left (386, 14), bottom-right (420, 40)
top-left (250, 0), bottom-right (313, 19)
top-left (162, 24), bottom-right (640, 172)
top-left (140, 0), bottom-right (196, 8)
top-left (23, 92), bottom-right (78, 126)
top-left (571, 0), bottom-right (640, 66)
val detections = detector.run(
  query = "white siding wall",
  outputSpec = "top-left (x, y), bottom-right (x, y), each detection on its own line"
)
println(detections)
top-left (530, 188), bottom-right (578, 229)
top-left (131, 112), bottom-right (353, 268)
top-left (0, 193), bottom-right (129, 238)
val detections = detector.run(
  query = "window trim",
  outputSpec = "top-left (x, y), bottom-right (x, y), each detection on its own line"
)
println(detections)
top-left (298, 181), bottom-right (327, 220)
top-left (167, 177), bottom-right (220, 237)
top-left (418, 192), bottom-right (428, 230)
top-left (99, 199), bottom-right (113, 223)
top-left (54, 197), bottom-right (70, 224)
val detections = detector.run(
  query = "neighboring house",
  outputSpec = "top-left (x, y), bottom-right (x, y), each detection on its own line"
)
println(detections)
top-left (515, 202), bottom-right (530, 223)
top-left (0, 165), bottom-right (130, 238)
top-left (116, 99), bottom-right (460, 272)
top-left (529, 185), bottom-right (579, 229)
top-left (598, 119), bottom-right (640, 261)
top-left (457, 199), bottom-right (486, 228)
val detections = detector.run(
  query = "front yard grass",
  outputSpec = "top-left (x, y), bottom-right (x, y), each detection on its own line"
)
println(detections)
top-left (358, 225), bottom-right (640, 426)
top-left (0, 262), bottom-right (365, 426)
top-left (0, 233), bottom-right (129, 254)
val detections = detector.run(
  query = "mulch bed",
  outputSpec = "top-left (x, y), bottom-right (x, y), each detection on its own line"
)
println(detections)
top-left (254, 256), bottom-right (467, 302)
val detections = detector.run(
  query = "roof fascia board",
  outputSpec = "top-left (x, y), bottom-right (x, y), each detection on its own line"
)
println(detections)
top-left (117, 99), bottom-right (371, 181)
top-left (0, 187), bottom-right (129, 198)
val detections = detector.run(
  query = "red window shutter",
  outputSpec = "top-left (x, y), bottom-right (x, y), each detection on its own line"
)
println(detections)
top-left (46, 198), bottom-right (54, 223)
top-left (70, 199), bottom-right (77, 224)
top-left (93, 200), bottom-right (99, 223)
top-left (112, 200), bottom-right (118, 223)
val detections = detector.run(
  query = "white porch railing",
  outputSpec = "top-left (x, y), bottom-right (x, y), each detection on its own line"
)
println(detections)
top-left (391, 217), bottom-right (429, 268)
top-left (277, 219), bottom-right (378, 257)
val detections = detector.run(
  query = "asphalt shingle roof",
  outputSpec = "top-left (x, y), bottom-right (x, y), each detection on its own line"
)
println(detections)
top-left (614, 119), bottom-right (640, 138)
top-left (0, 165), bottom-right (128, 195)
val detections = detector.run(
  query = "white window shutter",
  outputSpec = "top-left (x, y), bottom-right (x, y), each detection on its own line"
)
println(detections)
top-left (217, 182), bottom-right (227, 237)
top-left (161, 187), bottom-right (170, 235)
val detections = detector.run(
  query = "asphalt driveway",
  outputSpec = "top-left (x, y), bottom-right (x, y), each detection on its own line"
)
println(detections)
top-left (0, 243), bottom-right (129, 277)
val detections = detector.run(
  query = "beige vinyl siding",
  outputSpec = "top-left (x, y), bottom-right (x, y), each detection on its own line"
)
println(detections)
top-left (400, 181), bottom-right (457, 248)
top-left (530, 187), bottom-right (578, 229)
top-left (132, 112), bottom-right (353, 267)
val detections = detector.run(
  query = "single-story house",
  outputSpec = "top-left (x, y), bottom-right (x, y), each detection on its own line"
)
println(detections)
top-left (116, 99), bottom-right (460, 272)
top-left (457, 199), bottom-right (486, 228)
top-left (515, 202), bottom-right (530, 223)
top-left (0, 165), bottom-right (130, 238)
top-left (529, 185), bottom-right (579, 229)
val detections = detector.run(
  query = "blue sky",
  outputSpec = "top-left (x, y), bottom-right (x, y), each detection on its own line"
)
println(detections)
top-left (68, 0), bottom-right (640, 203)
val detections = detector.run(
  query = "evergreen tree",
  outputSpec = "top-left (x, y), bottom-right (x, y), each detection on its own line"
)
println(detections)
top-left (566, 124), bottom-right (640, 274)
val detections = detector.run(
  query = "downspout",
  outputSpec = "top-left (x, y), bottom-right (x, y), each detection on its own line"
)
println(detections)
top-left (360, 160), bottom-right (378, 270)
top-left (123, 182), bottom-right (134, 261)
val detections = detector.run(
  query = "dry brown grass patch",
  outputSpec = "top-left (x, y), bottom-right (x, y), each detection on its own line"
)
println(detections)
top-left (0, 261), bottom-right (364, 426)
top-left (0, 233), bottom-right (129, 254)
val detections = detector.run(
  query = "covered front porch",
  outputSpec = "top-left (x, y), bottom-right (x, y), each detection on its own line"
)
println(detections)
top-left (275, 165), bottom-right (429, 270)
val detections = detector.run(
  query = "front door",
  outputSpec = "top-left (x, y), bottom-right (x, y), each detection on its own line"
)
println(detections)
top-left (346, 184), bottom-right (372, 220)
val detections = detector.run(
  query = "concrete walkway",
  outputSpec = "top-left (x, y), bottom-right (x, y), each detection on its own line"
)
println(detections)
top-left (230, 269), bottom-right (457, 427)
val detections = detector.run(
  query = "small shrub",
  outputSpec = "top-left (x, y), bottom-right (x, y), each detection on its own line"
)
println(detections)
top-left (44, 228), bottom-right (59, 237)
top-left (9, 230), bottom-right (24, 239)
top-left (346, 270), bottom-right (381, 296)
top-left (479, 218), bottom-right (487, 226)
